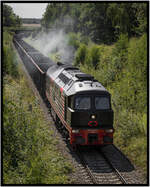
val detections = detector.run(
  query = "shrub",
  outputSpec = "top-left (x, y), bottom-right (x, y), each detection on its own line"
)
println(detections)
top-left (3, 76), bottom-right (73, 184)
top-left (80, 34), bottom-right (147, 178)
top-left (112, 33), bottom-right (129, 69)
top-left (74, 43), bottom-right (87, 66)
top-left (114, 33), bottom-right (129, 54)
top-left (3, 30), bottom-right (19, 78)
top-left (85, 44), bottom-right (100, 69)
top-left (68, 32), bottom-right (81, 49)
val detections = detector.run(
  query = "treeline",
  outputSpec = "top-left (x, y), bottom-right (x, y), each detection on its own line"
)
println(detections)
top-left (41, 2), bottom-right (147, 44)
top-left (3, 3), bottom-right (21, 77)
top-left (22, 18), bottom-right (41, 24)
top-left (3, 4), bottom-right (22, 27)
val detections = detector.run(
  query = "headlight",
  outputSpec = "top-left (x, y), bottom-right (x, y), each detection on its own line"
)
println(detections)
top-left (105, 129), bottom-right (114, 133)
top-left (91, 115), bottom-right (96, 119)
top-left (72, 129), bottom-right (79, 133)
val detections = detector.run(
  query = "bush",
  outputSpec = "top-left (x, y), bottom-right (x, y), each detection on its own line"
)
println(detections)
top-left (113, 33), bottom-right (147, 113)
top-left (79, 33), bottom-right (147, 178)
top-left (84, 44), bottom-right (101, 69)
top-left (115, 34), bottom-right (129, 54)
top-left (3, 30), bottom-right (19, 78)
top-left (3, 76), bottom-right (73, 184)
top-left (68, 32), bottom-right (81, 49)
top-left (74, 43), bottom-right (87, 66)
top-left (112, 33), bottom-right (129, 67)
top-left (68, 32), bottom-right (91, 50)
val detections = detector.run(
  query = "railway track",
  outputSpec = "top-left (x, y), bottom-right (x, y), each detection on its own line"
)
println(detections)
top-left (13, 35), bottom-right (144, 185)
top-left (76, 146), bottom-right (127, 184)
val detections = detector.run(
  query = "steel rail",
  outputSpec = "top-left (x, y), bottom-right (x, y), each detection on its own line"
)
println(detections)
top-left (14, 38), bottom-right (45, 74)
top-left (76, 148), bottom-right (98, 184)
top-left (99, 149), bottom-right (128, 184)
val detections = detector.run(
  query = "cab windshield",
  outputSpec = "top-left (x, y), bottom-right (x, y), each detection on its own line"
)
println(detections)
top-left (75, 96), bottom-right (91, 110)
top-left (95, 96), bottom-right (110, 110)
top-left (74, 96), bottom-right (110, 110)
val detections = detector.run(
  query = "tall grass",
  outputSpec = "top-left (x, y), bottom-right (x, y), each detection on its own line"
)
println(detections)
top-left (3, 30), bottom-right (74, 184)
top-left (3, 75), bottom-right (74, 184)
top-left (3, 30), bottom-right (19, 78)
top-left (78, 33), bottom-right (147, 177)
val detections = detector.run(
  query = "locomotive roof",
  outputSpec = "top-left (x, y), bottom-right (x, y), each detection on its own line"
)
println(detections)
top-left (46, 63), bottom-right (108, 96)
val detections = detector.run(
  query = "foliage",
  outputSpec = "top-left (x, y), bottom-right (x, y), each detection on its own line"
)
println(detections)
top-left (132, 3), bottom-right (147, 35)
top-left (3, 4), bottom-right (22, 27)
top-left (74, 44), bottom-right (87, 66)
top-left (79, 33), bottom-right (147, 177)
top-left (3, 75), bottom-right (74, 184)
top-left (3, 31), bottom-right (74, 183)
top-left (3, 30), bottom-right (19, 78)
top-left (68, 32), bottom-right (81, 49)
top-left (106, 3), bottom-right (137, 37)
top-left (68, 32), bottom-right (90, 50)
top-left (85, 45), bottom-right (101, 69)
top-left (42, 2), bottom-right (147, 44)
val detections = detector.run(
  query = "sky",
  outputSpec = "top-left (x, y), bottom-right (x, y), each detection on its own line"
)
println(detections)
top-left (6, 3), bottom-right (48, 18)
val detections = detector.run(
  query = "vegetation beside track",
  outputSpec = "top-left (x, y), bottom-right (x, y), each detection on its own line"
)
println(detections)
top-left (76, 33), bottom-right (147, 177)
top-left (3, 30), bottom-right (74, 184)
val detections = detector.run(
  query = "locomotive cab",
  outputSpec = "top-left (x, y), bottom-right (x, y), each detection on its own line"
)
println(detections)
top-left (68, 91), bottom-right (113, 128)
top-left (67, 91), bottom-right (114, 145)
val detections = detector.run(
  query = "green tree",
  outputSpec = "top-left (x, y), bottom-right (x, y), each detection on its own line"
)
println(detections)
top-left (106, 3), bottom-right (147, 37)
top-left (132, 3), bottom-right (147, 35)
top-left (3, 4), bottom-right (22, 27)
top-left (42, 3), bottom-right (147, 44)
top-left (74, 44), bottom-right (87, 66)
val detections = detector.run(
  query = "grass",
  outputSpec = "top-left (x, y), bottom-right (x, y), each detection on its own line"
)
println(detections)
top-left (3, 28), bottom-right (75, 183)
top-left (3, 53), bottom-right (74, 184)
top-left (79, 34), bottom-right (147, 179)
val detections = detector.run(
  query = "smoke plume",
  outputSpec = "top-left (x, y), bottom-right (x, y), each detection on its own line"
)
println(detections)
top-left (23, 27), bottom-right (75, 64)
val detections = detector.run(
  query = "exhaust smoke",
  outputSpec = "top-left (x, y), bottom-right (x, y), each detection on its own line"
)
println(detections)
top-left (23, 28), bottom-right (75, 64)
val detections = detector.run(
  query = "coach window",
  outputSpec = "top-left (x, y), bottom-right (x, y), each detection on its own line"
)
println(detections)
top-left (75, 96), bottom-right (91, 110)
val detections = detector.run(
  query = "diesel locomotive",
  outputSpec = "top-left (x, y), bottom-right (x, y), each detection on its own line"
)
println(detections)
top-left (14, 35), bottom-right (114, 147)
top-left (45, 62), bottom-right (114, 146)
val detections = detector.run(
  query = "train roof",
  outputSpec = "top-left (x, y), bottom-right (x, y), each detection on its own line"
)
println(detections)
top-left (27, 52), bottom-right (54, 72)
top-left (15, 36), bottom-right (55, 73)
top-left (46, 62), bottom-right (108, 96)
